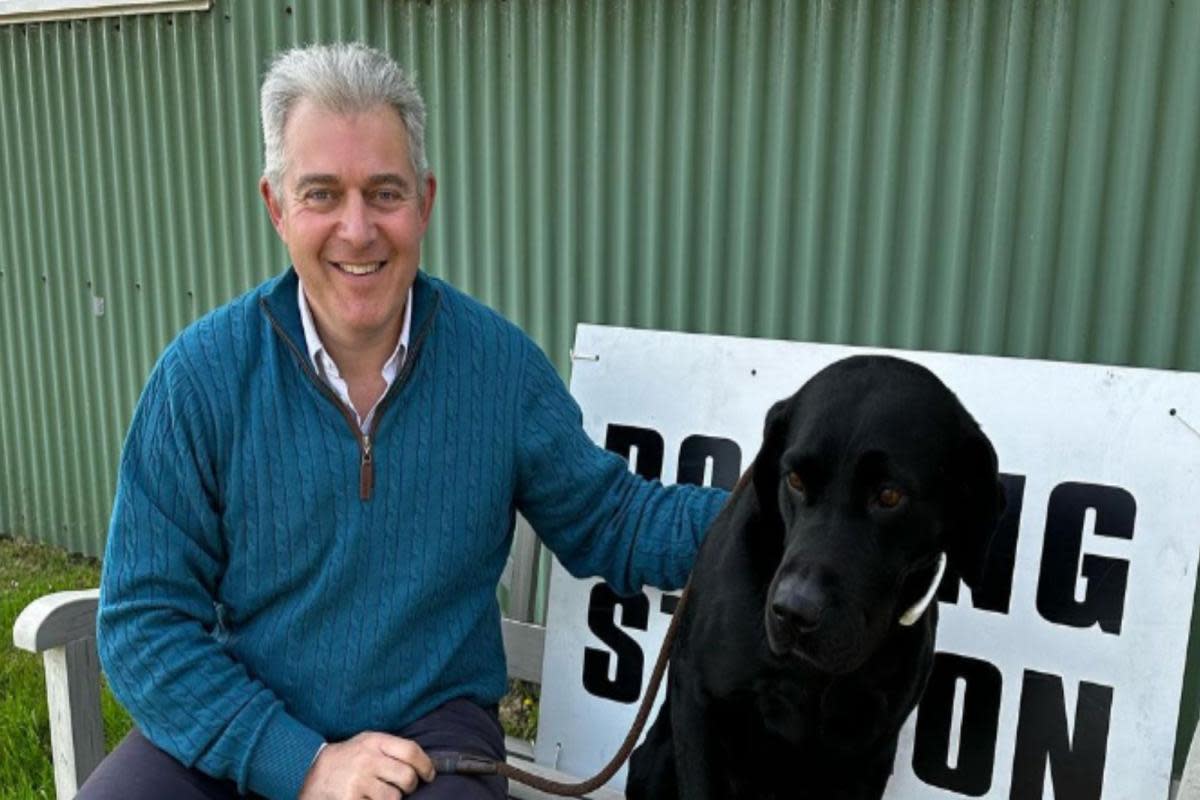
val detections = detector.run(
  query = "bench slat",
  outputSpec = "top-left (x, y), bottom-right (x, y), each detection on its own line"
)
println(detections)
top-left (501, 618), bottom-right (546, 685)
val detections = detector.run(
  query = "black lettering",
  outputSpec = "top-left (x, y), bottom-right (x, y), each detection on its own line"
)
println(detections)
top-left (604, 424), bottom-right (665, 480)
top-left (677, 435), bottom-right (742, 490)
top-left (582, 583), bottom-right (649, 703)
top-left (1010, 671), bottom-right (1113, 799)
top-left (939, 473), bottom-right (1026, 613)
top-left (1036, 482), bottom-right (1134, 635)
top-left (913, 652), bottom-right (1002, 796)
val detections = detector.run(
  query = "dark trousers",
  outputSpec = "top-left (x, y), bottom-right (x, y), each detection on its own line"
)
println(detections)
top-left (76, 698), bottom-right (508, 799)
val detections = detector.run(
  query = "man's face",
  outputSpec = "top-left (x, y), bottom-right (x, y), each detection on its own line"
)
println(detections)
top-left (260, 99), bottom-right (435, 350)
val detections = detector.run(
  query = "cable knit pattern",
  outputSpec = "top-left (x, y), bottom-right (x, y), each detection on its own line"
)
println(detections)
top-left (97, 268), bottom-right (727, 799)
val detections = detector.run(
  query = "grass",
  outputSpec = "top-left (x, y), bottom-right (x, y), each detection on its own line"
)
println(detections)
top-left (0, 535), bottom-right (540, 797)
top-left (0, 536), bottom-right (132, 799)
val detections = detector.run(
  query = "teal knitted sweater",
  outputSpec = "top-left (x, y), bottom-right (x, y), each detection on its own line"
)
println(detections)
top-left (97, 269), bottom-right (726, 798)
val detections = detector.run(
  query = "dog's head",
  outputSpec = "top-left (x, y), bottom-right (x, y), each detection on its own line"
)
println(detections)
top-left (750, 355), bottom-right (1003, 674)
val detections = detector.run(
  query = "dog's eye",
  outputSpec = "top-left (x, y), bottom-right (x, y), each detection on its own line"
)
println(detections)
top-left (786, 471), bottom-right (806, 494)
top-left (876, 487), bottom-right (905, 509)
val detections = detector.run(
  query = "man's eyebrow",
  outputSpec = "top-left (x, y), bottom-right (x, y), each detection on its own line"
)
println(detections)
top-left (292, 174), bottom-right (411, 191)
top-left (366, 174), bottom-right (411, 188)
top-left (293, 174), bottom-right (338, 192)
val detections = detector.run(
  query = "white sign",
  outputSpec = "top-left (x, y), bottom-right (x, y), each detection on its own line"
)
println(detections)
top-left (535, 325), bottom-right (1200, 800)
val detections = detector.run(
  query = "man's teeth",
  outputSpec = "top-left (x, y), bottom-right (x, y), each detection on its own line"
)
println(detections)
top-left (336, 261), bottom-right (384, 276)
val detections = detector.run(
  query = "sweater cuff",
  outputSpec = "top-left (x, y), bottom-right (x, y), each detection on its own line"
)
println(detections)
top-left (243, 706), bottom-right (326, 800)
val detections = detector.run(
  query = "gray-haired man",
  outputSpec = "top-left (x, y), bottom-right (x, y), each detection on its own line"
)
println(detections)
top-left (80, 41), bottom-right (726, 800)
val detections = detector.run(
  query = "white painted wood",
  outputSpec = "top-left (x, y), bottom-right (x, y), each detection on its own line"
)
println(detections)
top-left (501, 618), bottom-right (546, 685)
top-left (507, 515), bottom-right (542, 623)
top-left (13, 590), bottom-right (100, 653)
top-left (506, 735), bottom-right (535, 761)
top-left (43, 639), bottom-right (105, 799)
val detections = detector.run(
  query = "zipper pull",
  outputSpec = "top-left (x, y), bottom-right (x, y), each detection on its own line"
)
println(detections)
top-left (360, 436), bottom-right (374, 500)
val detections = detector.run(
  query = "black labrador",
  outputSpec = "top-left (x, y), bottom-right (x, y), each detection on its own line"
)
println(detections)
top-left (627, 355), bottom-right (1004, 800)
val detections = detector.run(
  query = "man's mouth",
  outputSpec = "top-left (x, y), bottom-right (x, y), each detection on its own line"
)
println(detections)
top-left (331, 260), bottom-right (386, 276)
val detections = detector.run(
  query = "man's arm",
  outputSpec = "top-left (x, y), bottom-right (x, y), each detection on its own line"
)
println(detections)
top-left (98, 348), bottom-right (327, 798)
top-left (512, 340), bottom-right (728, 595)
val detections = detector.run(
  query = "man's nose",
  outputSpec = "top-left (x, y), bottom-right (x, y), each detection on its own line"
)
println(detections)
top-left (337, 193), bottom-right (375, 246)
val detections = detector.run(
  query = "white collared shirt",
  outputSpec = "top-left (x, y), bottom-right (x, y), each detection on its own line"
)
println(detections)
top-left (297, 281), bottom-right (412, 434)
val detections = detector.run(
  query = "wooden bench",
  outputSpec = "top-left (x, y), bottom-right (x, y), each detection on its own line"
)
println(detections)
top-left (12, 587), bottom-right (622, 800)
top-left (13, 586), bottom-right (1200, 800)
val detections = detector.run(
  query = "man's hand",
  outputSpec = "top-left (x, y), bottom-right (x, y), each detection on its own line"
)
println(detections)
top-left (299, 732), bottom-right (436, 800)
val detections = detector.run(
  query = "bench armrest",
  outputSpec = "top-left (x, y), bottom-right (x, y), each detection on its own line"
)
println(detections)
top-left (13, 589), bottom-right (105, 800)
top-left (13, 589), bottom-right (100, 654)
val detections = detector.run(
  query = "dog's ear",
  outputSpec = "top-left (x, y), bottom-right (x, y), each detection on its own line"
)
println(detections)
top-left (943, 429), bottom-right (1006, 589)
top-left (750, 399), bottom-right (791, 530)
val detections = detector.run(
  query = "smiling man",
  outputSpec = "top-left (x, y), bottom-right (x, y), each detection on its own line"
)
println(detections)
top-left (81, 43), bottom-right (727, 800)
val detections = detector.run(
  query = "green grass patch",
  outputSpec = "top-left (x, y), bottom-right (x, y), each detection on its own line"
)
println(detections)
top-left (0, 535), bottom-right (132, 799)
top-left (500, 679), bottom-right (540, 742)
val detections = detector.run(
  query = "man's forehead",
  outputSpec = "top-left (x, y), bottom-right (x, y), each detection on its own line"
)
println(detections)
top-left (285, 96), bottom-right (406, 136)
top-left (280, 99), bottom-right (416, 188)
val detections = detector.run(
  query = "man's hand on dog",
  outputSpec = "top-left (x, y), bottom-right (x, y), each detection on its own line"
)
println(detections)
top-left (299, 732), bottom-right (436, 800)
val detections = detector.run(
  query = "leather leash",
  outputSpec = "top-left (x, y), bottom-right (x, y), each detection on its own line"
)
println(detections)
top-left (432, 581), bottom-right (693, 797)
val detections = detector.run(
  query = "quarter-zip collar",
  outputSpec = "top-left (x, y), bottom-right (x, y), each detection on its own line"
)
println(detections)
top-left (259, 267), bottom-right (441, 500)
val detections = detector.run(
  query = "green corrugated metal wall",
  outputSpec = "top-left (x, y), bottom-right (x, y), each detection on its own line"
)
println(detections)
top-left (2, 0), bottom-right (1199, 767)
top-left (5, 0), bottom-right (1199, 555)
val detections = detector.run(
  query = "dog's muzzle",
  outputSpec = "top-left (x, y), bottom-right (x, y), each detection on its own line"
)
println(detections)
top-left (897, 552), bottom-right (947, 626)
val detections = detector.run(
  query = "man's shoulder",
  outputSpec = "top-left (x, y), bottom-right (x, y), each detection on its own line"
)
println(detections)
top-left (161, 271), bottom-right (284, 375)
top-left (423, 273), bottom-right (533, 349)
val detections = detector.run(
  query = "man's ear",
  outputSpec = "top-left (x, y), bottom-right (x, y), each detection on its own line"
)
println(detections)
top-left (750, 398), bottom-right (791, 531)
top-left (944, 429), bottom-right (1006, 589)
top-left (418, 173), bottom-right (437, 230)
top-left (259, 176), bottom-right (286, 238)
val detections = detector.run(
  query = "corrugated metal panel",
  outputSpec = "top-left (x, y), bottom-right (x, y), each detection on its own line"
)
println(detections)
top-left (2, 0), bottom-right (1199, 772)
top-left (3, 0), bottom-right (1199, 552)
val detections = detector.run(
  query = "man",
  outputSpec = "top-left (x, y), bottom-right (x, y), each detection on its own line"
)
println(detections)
top-left (80, 42), bottom-right (726, 800)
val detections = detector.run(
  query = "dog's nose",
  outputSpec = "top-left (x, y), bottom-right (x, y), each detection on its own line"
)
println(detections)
top-left (770, 578), bottom-right (826, 633)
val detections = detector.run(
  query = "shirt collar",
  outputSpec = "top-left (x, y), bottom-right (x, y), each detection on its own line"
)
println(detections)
top-left (296, 280), bottom-right (412, 378)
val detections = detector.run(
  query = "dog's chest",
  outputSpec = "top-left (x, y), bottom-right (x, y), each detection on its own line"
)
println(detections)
top-left (706, 679), bottom-right (893, 800)
top-left (746, 675), bottom-right (824, 746)
top-left (744, 674), bottom-right (890, 751)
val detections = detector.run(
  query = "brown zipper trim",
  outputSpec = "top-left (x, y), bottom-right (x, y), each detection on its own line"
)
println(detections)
top-left (260, 288), bottom-right (441, 502)
top-left (261, 301), bottom-right (375, 499)
top-left (359, 437), bottom-right (374, 500)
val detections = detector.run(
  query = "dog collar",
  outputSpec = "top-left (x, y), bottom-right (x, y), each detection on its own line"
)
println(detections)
top-left (898, 552), bottom-right (947, 626)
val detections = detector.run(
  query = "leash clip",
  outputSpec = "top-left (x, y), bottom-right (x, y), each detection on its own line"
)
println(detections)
top-left (431, 753), bottom-right (499, 776)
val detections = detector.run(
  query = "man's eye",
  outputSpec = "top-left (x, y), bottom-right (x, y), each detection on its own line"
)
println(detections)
top-left (374, 189), bottom-right (404, 204)
top-left (305, 189), bottom-right (334, 203)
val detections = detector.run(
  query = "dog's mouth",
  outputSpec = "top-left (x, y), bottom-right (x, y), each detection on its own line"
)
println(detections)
top-left (765, 611), bottom-right (866, 674)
